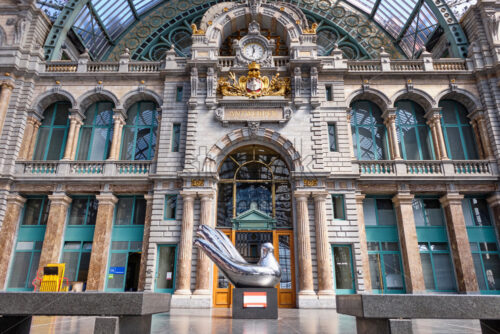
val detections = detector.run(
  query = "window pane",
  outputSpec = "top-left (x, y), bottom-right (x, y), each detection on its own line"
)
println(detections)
top-left (62, 251), bottom-right (79, 281)
top-left (22, 199), bottom-right (43, 225)
top-left (334, 246), bottom-right (354, 290)
top-left (28, 252), bottom-right (40, 289)
top-left (332, 196), bottom-right (344, 219)
top-left (377, 199), bottom-right (396, 226)
top-left (441, 101), bottom-right (457, 124)
top-left (401, 127), bottom-right (419, 160)
top-left (279, 236), bottom-right (292, 289)
top-left (87, 199), bottom-right (98, 225)
top-left (369, 254), bottom-right (382, 290)
top-left (120, 127), bottom-right (135, 160)
top-left (137, 103), bottom-right (156, 126)
top-left (165, 196), bottom-right (176, 219)
top-left (63, 242), bottom-right (81, 250)
top-left (53, 104), bottom-right (69, 125)
top-left (363, 198), bottom-right (377, 226)
top-left (482, 253), bottom-right (500, 290)
top-left (383, 254), bottom-right (404, 291)
top-left (172, 124), bottom-right (180, 152)
top-left (115, 198), bottom-right (134, 225)
top-left (375, 126), bottom-right (387, 160)
top-left (367, 242), bottom-right (379, 251)
top-left (471, 198), bottom-right (491, 226)
top-left (107, 253), bottom-right (127, 289)
top-left (135, 128), bottom-right (152, 160)
top-left (328, 124), bottom-right (337, 151)
top-left (156, 246), bottom-right (176, 290)
top-left (381, 242), bottom-right (399, 251)
top-left (434, 253), bottom-right (456, 291)
top-left (76, 128), bottom-right (92, 160)
top-left (424, 199), bottom-right (444, 226)
top-left (33, 128), bottom-right (50, 160)
top-left (78, 252), bottom-right (91, 282)
top-left (358, 127), bottom-right (375, 160)
top-left (417, 126), bottom-right (432, 160)
top-left (462, 199), bottom-right (474, 226)
top-left (462, 126), bottom-right (479, 160)
top-left (88, 128), bottom-right (111, 160)
top-left (413, 199), bottom-right (426, 226)
top-left (446, 127), bottom-right (466, 160)
top-left (16, 241), bottom-right (34, 250)
top-left (8, 253), bottom-right (31, 288)
top-left (46, 128), bottom-right (66, 160)
top-left (133, 198), bottom-right (146, 225)
top-left (420, 253), bottom-right (435, 290)
top-left (68, 199), bottom-right (87, 225)
top-left (472, 253), bottom-right (487, 290)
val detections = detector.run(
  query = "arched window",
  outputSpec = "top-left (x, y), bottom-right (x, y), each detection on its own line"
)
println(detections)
top-left (395, 100), bottom-right (434, 160)
top-left (33, 102), bottom-right (70, 160)
top-left (350, 101), bottom-right (389, 160)
top-left (120, 101), bottom-right (158, 160)
top-left (76, 102), bottom-right (114, 160)
top-left (439, 100), bottom-right (478, 160)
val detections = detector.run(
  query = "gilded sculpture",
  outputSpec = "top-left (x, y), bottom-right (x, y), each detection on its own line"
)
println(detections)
top-left (217, 62), bottom-right (290, 98)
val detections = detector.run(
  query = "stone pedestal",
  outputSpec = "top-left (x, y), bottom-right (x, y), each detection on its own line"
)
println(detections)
top-left (232, 288), bottom-right (278, 319)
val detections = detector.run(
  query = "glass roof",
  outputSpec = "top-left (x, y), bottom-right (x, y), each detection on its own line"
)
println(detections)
top-left (36, 0), bottom-right (469, 60)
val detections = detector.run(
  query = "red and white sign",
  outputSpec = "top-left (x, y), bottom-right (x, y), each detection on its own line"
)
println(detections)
top-left (243, 292), bottom-right (267, 308)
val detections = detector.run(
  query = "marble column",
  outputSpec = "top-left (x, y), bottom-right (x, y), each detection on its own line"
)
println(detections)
top-left (427, 118), bottom-right (441, 159)
top-left (138, 194), bottom-right (153, 291)
top-left (0, 194), bottom-right (26, 290)
top-left (440, 193), bottom-right (479, 293)
top-left (174, 191), bottom-right (196, 295)
top-left (383, 110), bottom-right (401, 160)
top-left (477, 115), bottom-right (493, 159)
top-left (38, 193), bottom-right (72, 269)
top-left (346, 110), bottom-right (355, 159)
top-left (392, 192), bottom-right (426, 293)
top-left (62, 113), bottom-right (83, 160)
top-left (294, 192), bottom-right (314, 295)
top-left (313, 192), bottom-right (334, 295)
top-left (194, 192), bottom-right (215, 295)
top-left (0, 82), bottom-right (15, 137)
top-left (430, 111), bottom-right (449, 160)
top-left (87, 193), bottom-right (118, 291)
top-left (108, 112), bottom-right (126, 160)
top-left (355, 193), bottom-right (372, 292)
top-left (19, 117), bottom-right (41, 160)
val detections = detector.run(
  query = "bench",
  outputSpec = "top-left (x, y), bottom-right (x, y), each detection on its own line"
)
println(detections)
top-left (0, 292), bottom-right (171, 334)
top-left (336, 294), bottom-right (500, 334)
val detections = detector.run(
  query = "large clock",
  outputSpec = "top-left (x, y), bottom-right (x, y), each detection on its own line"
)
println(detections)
top-left (232, 20), bottom-right (274, 67)
top-left (242, 40), bottom-right (266, 61)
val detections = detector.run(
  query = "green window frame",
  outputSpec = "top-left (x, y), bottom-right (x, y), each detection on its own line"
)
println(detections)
top-left (332, 195), bottom-right (345, 220)
top-left (164, 195), bottom-right (177, 220)
top-left (418, 242), bottom-right (457, 292)
top-left (114, 195), bottom-right (147, 226)
top-left (332, 244), bottom-right (356, 294)
top-left (61, 241), bottom-right (92, 284)
top-left (120, 101), bottom-right (158, 161)
top-left (440, 100), bottom-right (478, 160)
top-left (176, 86), bottom-right (183, 102)
top-left (395, 100), bottom-right (435, 160)
top-left (412, 198), bottom-right (445, 227)
top-left (328, 123), bottom-right (337, 152)
top-left (67, 196), bottom-right (98, 226)
top-left (20, 196), bottom-right (50, 226)
top-left (33, 102), bottom-right (70, 161)
top-left (350, 100), bottom-right (389, 160)
top-left (171, 123), bottom-right (181, 152)
top-left (76, 101), bottom-right (114, 160)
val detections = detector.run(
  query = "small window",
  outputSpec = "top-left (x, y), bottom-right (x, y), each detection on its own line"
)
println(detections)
top-left (332, 195), bottom-right (345, 220)
top-left (172, 123), bottom-right (181, 152)
top-left (114, 196), bottom-right (146, 225)
top-left (325, 85), bottom-right (333, 101)
top-left (165, 195), bottom-right (177, 220)
top-left (328, 123), bottom-right (337, 152)
top-left (176, 86), bottom-right (183, 102)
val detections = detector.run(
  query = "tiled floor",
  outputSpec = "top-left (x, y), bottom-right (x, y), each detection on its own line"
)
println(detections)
top-left (27, 309), bottom-right (482, 334)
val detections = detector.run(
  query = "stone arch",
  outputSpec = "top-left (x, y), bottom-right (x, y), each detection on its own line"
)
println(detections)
top-left (203, 128), bottom-right (302, 173)
top-left (346, 88), bottom-right (391, 112)
top-left (434, 88), bottom-right (482, 112)
top-left (121, 89), bottom-right (163, 112)
top-left (391, 88), bottom-right (436, 111)
top-left (77, 89), bottom-right (120, 113)
top-left (31, 89), bottom-right (77, 116)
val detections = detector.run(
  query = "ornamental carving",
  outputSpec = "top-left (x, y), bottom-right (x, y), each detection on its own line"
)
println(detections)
top-left (217, 62), bottom-right (290, 98)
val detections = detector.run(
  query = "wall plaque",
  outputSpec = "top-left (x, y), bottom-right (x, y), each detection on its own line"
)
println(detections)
top-left (215, 106), bottom-right (292, 124)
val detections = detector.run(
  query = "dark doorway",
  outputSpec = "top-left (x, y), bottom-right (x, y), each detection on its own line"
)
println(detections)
top-left (125, 252), bottom-right (141, 291)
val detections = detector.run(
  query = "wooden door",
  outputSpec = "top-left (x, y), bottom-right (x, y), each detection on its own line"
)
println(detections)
top-left (274, 230), bottom-right (296, 308)
top-left (212, 230), bottom-right (233, 307)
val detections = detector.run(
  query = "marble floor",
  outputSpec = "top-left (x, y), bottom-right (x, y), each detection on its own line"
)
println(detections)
top-left (27, 309), bottom-right (482, 334)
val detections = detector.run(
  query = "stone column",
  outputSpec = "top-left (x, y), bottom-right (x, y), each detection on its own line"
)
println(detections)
top-left (0, 194), bottom-right (26, 290)
top-left (355, 193), bottom-right (372, 292)
top-left (87, 193), bottom-right (118, 291)
top-left (19, 117), bottom-right (41, 160)
top-left (313, 192), bottom-right (334, 296)
top-left (0, 81), bottom-right (15, 137)
top-left (426, 110), bottom-right (448, 160)
top-left (174, 191), bottom-right (196, 295)
top-left (62, 113), bottom-right (83, 160)
top-left (346, 110), bottom-right (355, 159)
top-left (427, 118), bottom-right (441, 159)
top-left (392, 192), bottom-right (426, 293)
top-left (440, 193), bottom-right (479, 293)
top-left (38, 193), bottom-right (72, 269)
top-left (477, 115), bottom-right (493, 159)
top-left (138, 194), bottom-right (153, 291)
top-left (383, 110), bottom-right (401, 160)
top-left (294, 192), bottom-right (314, 295)
top-left (194, 192), bottom-right (215, 295)
top-left (108, 112), bottom-right (126, 160)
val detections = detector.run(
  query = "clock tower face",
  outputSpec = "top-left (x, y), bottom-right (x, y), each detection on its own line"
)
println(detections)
top-left (242, 41), bottom-right (265, 61)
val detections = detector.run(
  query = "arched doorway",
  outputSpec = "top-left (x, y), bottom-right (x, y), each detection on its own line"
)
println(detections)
top-left (213, 145), bottom-right (295, 308)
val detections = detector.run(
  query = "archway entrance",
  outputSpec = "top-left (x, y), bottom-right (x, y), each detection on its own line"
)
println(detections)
top-left (213, 145), bottom-right (295, 308)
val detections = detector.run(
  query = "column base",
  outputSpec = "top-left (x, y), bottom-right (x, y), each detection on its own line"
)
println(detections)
top-left (171, 293), bottom-right (211, 308)
top-left (317, 289), bottom-right (335, 296)
top-left (298, 289), bottom-right (316, 296)
top-left (170, 294), bottom-right (193, 308)
top-left (193, 289), bottom-right (211, 295)
top-left (297, 292), bottom-right (336, 309)
top-left (173, 289), bottom-right (192, 295)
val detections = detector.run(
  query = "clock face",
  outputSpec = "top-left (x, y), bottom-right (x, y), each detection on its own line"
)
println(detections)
top-left (243, 42), bottom-right (265, 61)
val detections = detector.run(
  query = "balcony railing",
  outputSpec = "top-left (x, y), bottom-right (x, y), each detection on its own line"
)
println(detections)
top-left (356, 160), bottom-right (497, 178)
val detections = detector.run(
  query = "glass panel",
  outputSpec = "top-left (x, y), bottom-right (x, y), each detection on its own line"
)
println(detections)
top-left (446, 127), bottom-right (465, 160)
top-left (130, 241), bottom-right (142, 251)
top-left (434, 253), bottom-right (456, 291)
top-left (137, 103), bottom-right (156, 126)
top-left (165, 196), bottom-right (176, 219)
top-left (367, 242), bottom-right (379, 251)
top-left (462, 126), bottom-right (478, 159)
top-left (401, 127), bottom-right (419, 160)
top-left (217, 183), bottom-right (233, 227)
top-left (375, 126), bottom-right (387, 160)
top-left (481, 243), bottom-right (498, 252)
top-left (236, 183), bottom-right (272, 216)
top-left (424, 199), bottom-right (444, 226)
top-left (133, 198), bottom-right (146, 225)
top-left (83, 242), bottom-right (93, 250)
top-left (377, 199), bottom-right (396, 226)
top-left (121, 127), bottom-right (135, 160)
top-left (237, 163), bottom-right (271, 180)
top-left (472, 253), bottom-right (487, 290)
top-left (383, 254), bottom-right (404, 291)
top-left (8, 253), bottom-right (31, 288)
top-left (363, 198), bottom-right (377, 226)
top-left (333, 246), bottom-right (354, 290)
top-left (156, 246), bottom-right (176, 290)
top-left (172, 124), bottom-right (180, 152)
top-left (28, 252), bottom-right (40, 289)
top-left (88, 128), bottom-right (110, 160)
top-left (441, 101), bottom-right (457, 124)
top-left (53, 104), bottom-right (69, 125)
top-left (482, 253), bottom-right (500, 290)
top-left (420, 253), bottom-right (435, 290)
top-left (329, 124), bottom-right (337, 151)
top-left (76, 128), bottom-right (92, 160)
top-left (112, 241), bottom-right (128, 250)
top-left (63, 242), bottom-right (81, 250)
top-left (33, 127), bottom-right (50, 160)
top-left (332, 196), bottom-right (345, 219)
top-left (62, 251), bottom-right (79, 281)
top-left (462, 199), bottom-right (474, 227)
top-left (68, 199), bottom-right (88, 225)
top-left (16, 241), bottom-right (34, 250)
top-left (115, 198), bottom-right (134, 225)
top-left (471, 198), bottom-right (492, 226)
top-left (107, 253), bottom-right (127, 289)
top-left (275, 183), bottom-right (292, 228)
top-left (369, 254), bottom-right (382, 290)
top-left (87, 198), bottom-right (98, 225)
top-left (135, 128), bottom-right (152, 160)
top-left (279, 236), bottom-right (292, 289)
top-left (358, 127), bottom-right (375, 160)
top-left (46, 128), bottom-right (66, 160)
top-left (95, 102), bottom-right (113, 125)
top-left (381, 242), bottom-right (399, 251)
top-left (413, 198), bottom-right (426, 226)
top-left (418, 127), bottom-right (433, 160)
top-left (22, 199), bottom-right (43, 225)
top-left (78, 252), bottom-right (91, 282)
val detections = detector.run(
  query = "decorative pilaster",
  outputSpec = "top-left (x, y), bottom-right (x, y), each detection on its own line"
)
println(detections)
top-left (0, 81), bottom-right (15, 137)
top-left (138, 194), bottom-right (153, 291)
top-left (392, 192), bottom-right (426, 293)
top-left (63, 112), bottom-right (83, 160)
top-left (426, 109), bottom-right (448, 160)
top-left (0, 194), bottom-right (26, 290)
top-left (440, 193), bottom-right (479, 293)
top-left (294, 192), bottom-right (314, 295)
top-left (38, 193), bottom-right (72, 269)
top-left (87, 193), bottom-right (118, 291)
top-left (355, 193), bottom-right (371, 292)
top-left (383, 109), bottom-right (401, 160)
top-left (174, 191), bottom-right (196, 295)
top-left (313, 192), bottom-right (334, 295)
top-left (194, 192), bottom-right (215, 295)
top-left (108, 112), bottom-right (126, 160)
top-left (19, 116), bottom-right (41, 160)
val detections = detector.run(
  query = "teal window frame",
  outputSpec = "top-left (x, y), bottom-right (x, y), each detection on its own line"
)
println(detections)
top-left (440, 100), bottom-right (478, 160)
top-left (7, 240), bottom-right (43, 291)
top-left (32, 102), bottom-right (70, 161)
top-left (104, 240), bottom-right (143, 292)
top-left (176, 86), bottom-right (183, 102)
top-left (325, 85), bottom-right (333, 101)
top-left (164, 195), bottom-right (177, 220)
top-left (328, 123), bottom-right (337, 152)
top-left (350, 100), bottom-right (389, 160)
top-left (154, 244), bottom-right (177, 293)
top-left (120, 101), bottom-right (158, 161)
top-left (67, 195), bottom-right (98, 226)
top-left (171, 123), bottom-right (181, 152)
top-left (332, 194), bottom-right (345, 220)
top-left (75, 101), bottom-right (114, 161)
top-left (395, 100), bottom-right (435, 160)
top-left (367, 241), bottom-right (406, 294)
top-left (470, 242), bottom-right (500, 294)
top-left (418, 241), bottom-right (457, 292)
top-left (332, 244), bottom-right (356, 294)
top-left (113, 195), bottom-right (147, 226)
top-left (60, 241), bottom-right (92, 283)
